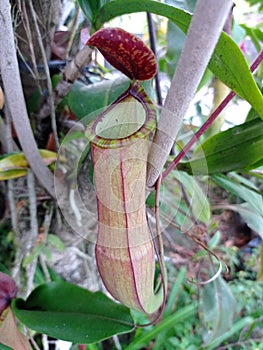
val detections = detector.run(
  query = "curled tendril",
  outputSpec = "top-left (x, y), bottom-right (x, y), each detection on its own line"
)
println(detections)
top-left (159, 211), bottom-right (228, 285)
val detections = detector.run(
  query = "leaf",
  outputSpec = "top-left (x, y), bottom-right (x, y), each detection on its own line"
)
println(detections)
top-left (39, 150), bottom-right (57, 165)
top-left (257, 242), bottom-right (263, 281)
top-left (206, 317), bottom-right (254, 350)
top-left (222, 203), bottom-right (263, 239)
top-left (179, 118), bottom-right (263, 174)
top-left (86, 28), bottom-right (157, 81)
top-left (209, 34), bottom-right (263, 118)
top-left (68, 77), bottom-right (154, 120)
top-left (0, 169), bottom-right (28, 181)
top-left (0, 150), bottom-right (57, 180)
top-left (89, 0), bottom-right (263, 117)
top-left (22, 244), bottom-right (44, 267)
top-left (0, 308), bottom-right (31, 350)
top-left (161, 20), bottom-right (186, 79)
top-left (68, 78), bottom-right (130, 120)
top-left (212, 174), bottom-right (263, 216)
top-left (0, 343), bottom-right (12, 350)
top-left (173, 171), bottom-right (211, 223)
top-left (199, 276), bottom-right (236, 345)
top-left (78, 0), bottom-right (106, 26)
top-left (125, 303), bottom-right (197, 350)
top-left (12, 281), bottom-right (134, 344)
top-left (47, 234), bottom-right (65, 251)
top-left (0, 153), bottom-right (29, 170)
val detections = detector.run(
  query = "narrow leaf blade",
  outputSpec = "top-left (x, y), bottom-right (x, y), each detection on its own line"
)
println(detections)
top-left (180, 118), bottom-right (263, 174)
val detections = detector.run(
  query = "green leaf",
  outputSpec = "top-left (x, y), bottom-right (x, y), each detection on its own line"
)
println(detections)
top-left (0, 150), bottom-right (56, 180)
top-left (179, 118), bottom-right (263, 174)
top-left (12, 281), bottom-right (134, 344)
top-left (173, 171), bottom-right (211, 223)
top-left (209, 34), bottom-right (263, 118)
top-left (68, 78), bottom-right (154, 121)
top-left (206, 317), bottom-right (254, 350)
top-left (47, 234), bottom-right (65, 251)
top-left (0, 153), bottom-right (28, 169)
top-left (68, 78), bottom-right (130, 120)
top-left (0, 169), bottom-right (28, 180)
top-left (162, 20), bottom-right (186, 79)
top-left (78, 0), bottom-right (104, 26)
top-left (212, 173), bottom-right (263, 216)
top-left (90, 0), bottom-right (263, 117)
top-left (0, 343), bottom-right (12, 350)
top-left (222, 203), bottom-right (263, 239)
top-left (200, 276), bottom-right (236, 345)
top-left (125, 303), bottom-right (197, 350)
top-left (22, 243), bottom-right (44, 267)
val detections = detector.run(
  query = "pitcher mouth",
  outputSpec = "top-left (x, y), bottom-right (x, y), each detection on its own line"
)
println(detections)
top-left (85, 82), bottom-right (156, 149)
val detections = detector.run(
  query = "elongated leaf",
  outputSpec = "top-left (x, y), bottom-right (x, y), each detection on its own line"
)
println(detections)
top-left (47, 234), bottom-right (65, 251)
top-left (257, 243), bottom-right (263, 281)
top-left (200, 276), bottom-right (236, 345)
top-left (0, 169), bottom-right (28, 180)
top-left (206, 317), bottom-right (254, 350)
top-left (221, 203), bottom-right (263, 239)
top-left (0, 153), bottom-right (28, 170)
top-left (12, 281), bottom-right (134, 344)
top-left (173, 171), bottom-right (210, 223)
top-left (0, 150), bottom-right (56, 180)
top-left (125, 303), bottom-right (197, 350)
top-left (212, 174), bottom-right (263, 216)
top-left (84, 0), bottom-right (263, 117)
top-left (179, 118), bottom-right (263, 174)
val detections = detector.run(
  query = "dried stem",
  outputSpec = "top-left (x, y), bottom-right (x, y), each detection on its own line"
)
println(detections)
top-left (28, 0), bottom-right (60, 150)
top-left (147, 12), bottom-right (162, 106)
top-left (38, 45), bottom-right (93, 119)
top-left (20, 1), bottom-right (40, 85)
top-left (0, 0), bottom-right (55, 197)
top-left (25, 170), bottom-right (39, 297)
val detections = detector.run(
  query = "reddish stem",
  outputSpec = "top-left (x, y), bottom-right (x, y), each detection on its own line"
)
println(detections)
top-left (162, 49), bottom-right (263, 181)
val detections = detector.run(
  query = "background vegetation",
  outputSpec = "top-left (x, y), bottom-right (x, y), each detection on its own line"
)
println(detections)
top-left (0, 0), bottom-right (262, 349)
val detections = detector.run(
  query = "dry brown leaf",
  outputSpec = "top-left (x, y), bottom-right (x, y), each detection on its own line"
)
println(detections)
top-left (0, 308), bottom-right (31, 350)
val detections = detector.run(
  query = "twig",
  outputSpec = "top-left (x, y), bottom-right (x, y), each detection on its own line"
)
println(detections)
top-left (147, 0), bottom-right (233, 188)
top-left (147, 12), bottom-right (162, 106)
top-left (217, 338), bottom-right (263, 350)
top-left (113, 335), bottom-right (122, 350)
top-left (20, 1), bottom-right (40, 85)
top-left (25, 170), bottom-right (39, 297)
top-left (28, 0), bottom-right (60, 150)
top-left (0, 0), bottom-right (55, 197)
top-left (38, 204), bottom-right (54, 282)
top-left (26, 327), bottom-right (41, 350)
top-left (5, 105), bottom-right (23, 281)
top-left (39, 254), bottom-right (51, 282)
top-left (38, 46), bottom-right (93, 119)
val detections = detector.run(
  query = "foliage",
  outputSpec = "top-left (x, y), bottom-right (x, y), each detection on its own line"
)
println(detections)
top-left (12, 281), bottom-right (135, 343)
top-left (0, 0), bottom-right (262, 349)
